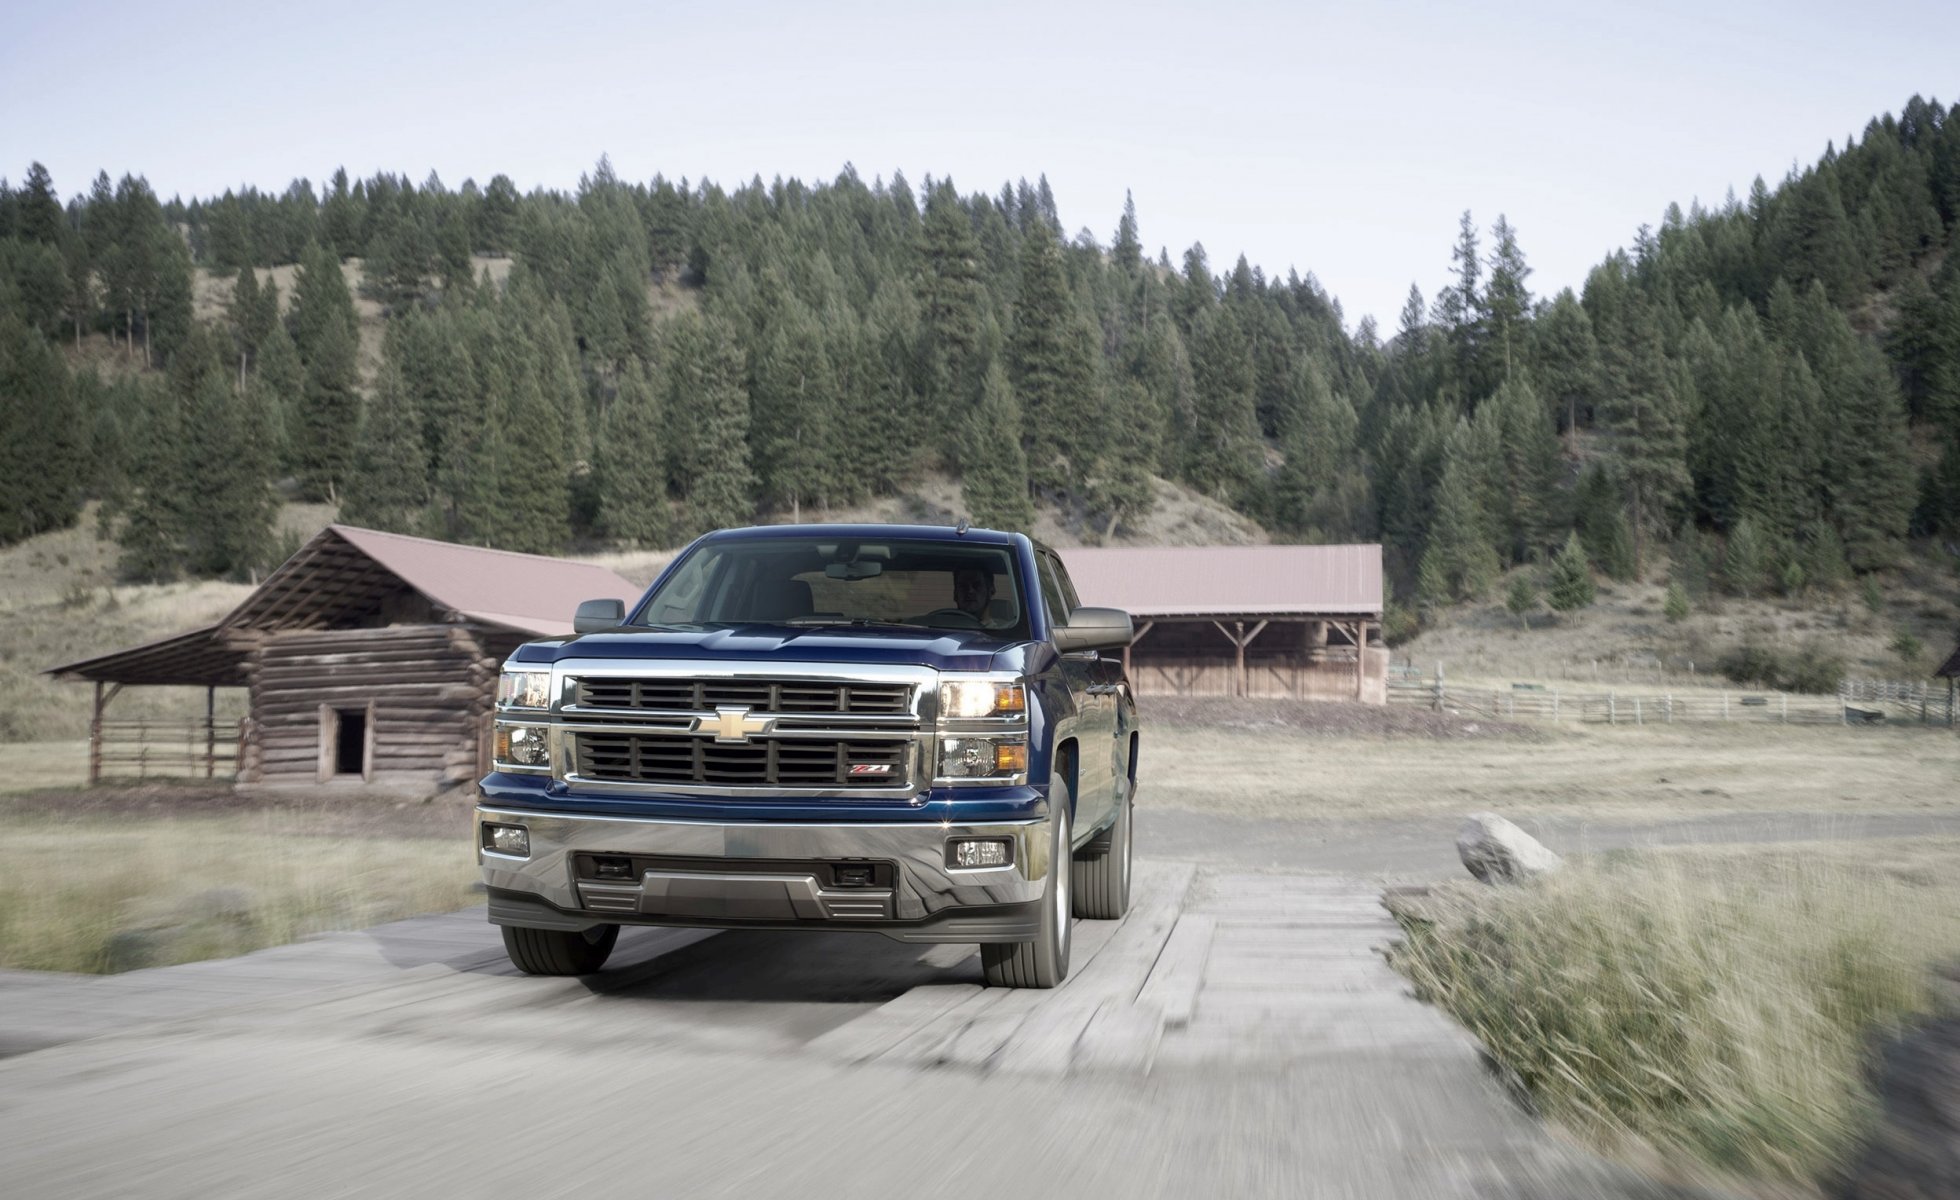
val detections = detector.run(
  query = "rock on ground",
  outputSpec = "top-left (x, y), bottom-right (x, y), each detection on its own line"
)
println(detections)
top-left (1456, 813), bottom-right (1563, 884)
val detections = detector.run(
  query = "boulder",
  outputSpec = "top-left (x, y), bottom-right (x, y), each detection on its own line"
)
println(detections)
top-left (1456, 813), bottom-right (1562, 884)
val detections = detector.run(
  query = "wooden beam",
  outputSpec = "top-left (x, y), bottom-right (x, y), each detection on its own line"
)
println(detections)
top-left (204, 686), bottom-right (216, 779)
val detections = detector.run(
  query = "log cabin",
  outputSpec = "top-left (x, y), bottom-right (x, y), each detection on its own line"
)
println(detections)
top-left (47, 525), bottom-right (640, 791)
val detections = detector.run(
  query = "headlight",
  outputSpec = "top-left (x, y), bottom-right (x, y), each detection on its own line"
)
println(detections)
top-left (939, 678), bottom-right (1026, 719)
top-left (494, 723), bottom-right (551, 768)
top-left (938, 736), bottom-right (1028, 780)
top-left (497, 670), bottom-right (552, 710)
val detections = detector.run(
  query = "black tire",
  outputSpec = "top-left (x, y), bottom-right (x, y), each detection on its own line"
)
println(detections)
top-left (1072, 779), bottom-right (1132, 920)
top-left (501, 924), bottom-right (619, 975)
top-left (981, 792), bottom-right (1072, 988)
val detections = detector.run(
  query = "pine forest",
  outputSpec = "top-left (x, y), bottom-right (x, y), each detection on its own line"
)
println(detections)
top-left (4, 94), bottom-right (1960, 635)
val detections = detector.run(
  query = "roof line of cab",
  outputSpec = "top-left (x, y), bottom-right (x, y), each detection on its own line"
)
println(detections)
top-left (703, 523), bottom-right (1024, 546)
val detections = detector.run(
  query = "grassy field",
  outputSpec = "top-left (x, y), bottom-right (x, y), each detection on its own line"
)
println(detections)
top-left (0, 798), bottom-right (479, 974)
top-left (1144, 717), bottom-right (1960, 823)
top-left (1389, 839), bottom-right (1960, 1195)
top-left (1397, 554), bottom-right (1960, 686)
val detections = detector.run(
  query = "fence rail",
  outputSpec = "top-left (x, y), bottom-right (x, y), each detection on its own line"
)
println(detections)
top-left (90, 719), bottom-right (241, 782)
top-left (1387, 678), bottom-right (1956, 727)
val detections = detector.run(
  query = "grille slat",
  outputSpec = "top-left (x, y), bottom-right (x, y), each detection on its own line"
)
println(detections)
top-left (576, 733), bottom-right (908, 788)
top-left (575, 678), bottom-right (910, 715)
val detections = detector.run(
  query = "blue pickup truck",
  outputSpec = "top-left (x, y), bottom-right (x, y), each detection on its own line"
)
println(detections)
top-left (477, 524), bottom-right (1140, 988)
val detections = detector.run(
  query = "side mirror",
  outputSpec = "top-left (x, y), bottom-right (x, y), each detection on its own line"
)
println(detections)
top-left (1052, 606), bottom-right (1134, 653)
top-left (573, 598), bottom-right (626, 634)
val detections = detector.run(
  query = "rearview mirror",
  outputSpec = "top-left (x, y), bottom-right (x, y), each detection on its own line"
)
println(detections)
top-left (1053, 606), bottom-right (1134, 653)
top-left (573, 598), bottom-right (625, 634)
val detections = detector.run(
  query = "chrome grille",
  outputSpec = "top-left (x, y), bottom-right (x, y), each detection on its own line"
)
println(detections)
top-left (575, 678), bottom-right (911, 715)
top-left (574, 733), bottom-right (910, 788)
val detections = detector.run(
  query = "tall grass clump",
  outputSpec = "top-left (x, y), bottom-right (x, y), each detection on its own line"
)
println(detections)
top-left (0, 812), bottom-right (480, 973)
top-left (1388, 850), bottom-right (1960, 1190)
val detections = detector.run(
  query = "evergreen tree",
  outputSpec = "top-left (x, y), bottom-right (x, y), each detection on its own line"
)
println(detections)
top-left (1663, 581), bottom-right (1691, 622)
top-left (919, 182), bottom-right (988, 457)
top-left (1534, 288), bottom-right (1599, 438)
top-left (0, 312), bottom-right (82, 543)
top-left (287, 241), bottom-right (362, 500)
top-left (960, 360), bottom-right (1036, 533)
top-left (341, 357), bottom-right (429, 534)
top-left (595, 360), bottom-right (672, 546)
top-left (1546, 532), bottom-right (1596, 612)
top-left (1010, 226), bottom-right (1105, 493)
top-left (1422, 421), bottom-right (1501, 599)
top-left (1722, 514), bottom-right (1769, 596)
top-left (1482, 215), bottom-right (1533, 386)
top-left (1506, 574), bottom-right (1538, 629)
top-left (1183, 305), bottom-right (1260, 501)
top-left (665, 313), bottom-right (755, 535)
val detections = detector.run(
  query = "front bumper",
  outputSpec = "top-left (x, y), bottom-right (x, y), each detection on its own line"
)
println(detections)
top-left (476, 804), bottom-right (1052, 943)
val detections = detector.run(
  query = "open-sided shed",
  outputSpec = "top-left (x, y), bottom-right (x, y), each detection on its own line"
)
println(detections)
top-left (46, 525), bottom-right (639, 790)
top-left (1060, 543), bottom-right (1387, 702)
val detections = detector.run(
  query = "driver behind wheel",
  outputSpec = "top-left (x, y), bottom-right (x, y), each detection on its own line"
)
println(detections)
top-left (952, 566), bottom-right (994, 622)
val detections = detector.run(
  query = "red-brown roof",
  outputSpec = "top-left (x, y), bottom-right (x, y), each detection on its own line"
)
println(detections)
top-left (47, 526), bottom-right (642, 684)
top-left (1059, 543), bottom-right (1382, 618)
top-left (216, 525), bottom-right (640, 636)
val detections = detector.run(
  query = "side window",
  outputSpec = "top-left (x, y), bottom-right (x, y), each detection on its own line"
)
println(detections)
top-left (1050, 554), bottom-right (1082, 612)
top-left (1036, 553), bottom-right (1072, 628)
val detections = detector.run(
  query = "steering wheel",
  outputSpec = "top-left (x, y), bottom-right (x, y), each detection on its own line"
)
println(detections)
top-left (921, 608), bottom-right (984, 629)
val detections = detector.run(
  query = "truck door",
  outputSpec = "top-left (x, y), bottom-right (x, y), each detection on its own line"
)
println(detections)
top-left (1040, 550), bottom-right (1116, 836)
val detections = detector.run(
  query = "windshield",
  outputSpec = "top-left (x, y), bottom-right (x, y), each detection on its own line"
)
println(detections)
top-left (633, 537), bottom-right (1029, 638)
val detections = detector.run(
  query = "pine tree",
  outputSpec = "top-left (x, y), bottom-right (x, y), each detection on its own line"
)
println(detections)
top-left (1424, 422), bottom-right (1501, 599)
top-left (288, 242), bottom-right (362, 501)
top-left (1183, 305), bottom-right (1260, 501)
top-left (1547, 532), bottom-right (1596, 612)
top-left (1010, 225), bottom-right (1105, 494)
top-left (1534, 288), bottom-right (1599, 439)
top-left (749, 294), bottom-right (839, 519)
top-left (253, 324), bottom-right (303, 474)
top-left (0, 312), bottom-right (83, 544)
top-left (1506, 574), bottom-right (1538, 629)
top-left (1482, 215), bottom-right (1533, 387)
top-left (595, 360), bottom-right (672, 546)
top-left (1599, 289), bottom-right (1690, 577)
top-left (668, 313), bottom-right (755, 535)
top-left (1722, 515), bottom-right (1769, 596)
top-left (919, 182), bottom-right (988, 456)
top-left (1663, 581), bottom-right (1690, 622)
top-left (341, 358), bottom-right (429, 535)
top-left (960, 360), bottom-right (1036, 533)
top-left (1490, 377), bottom-right (1564, 561)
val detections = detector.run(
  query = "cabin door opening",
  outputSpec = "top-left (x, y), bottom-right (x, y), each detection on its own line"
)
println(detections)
top-left (319, 702), bottom-right (375, 782)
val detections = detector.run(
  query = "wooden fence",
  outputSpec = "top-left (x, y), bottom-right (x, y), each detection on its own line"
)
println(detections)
top-left (1387, 678), bottom-right (1956, 726)
top-left (91, 719), bottom-right (242, 782)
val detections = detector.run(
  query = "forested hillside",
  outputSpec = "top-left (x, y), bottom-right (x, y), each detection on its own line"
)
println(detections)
top-left (2, 95), bottom-right (1958, 621)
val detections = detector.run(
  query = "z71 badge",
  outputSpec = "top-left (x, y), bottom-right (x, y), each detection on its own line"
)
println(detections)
top-left (847, 763), bottom-right (893, 776)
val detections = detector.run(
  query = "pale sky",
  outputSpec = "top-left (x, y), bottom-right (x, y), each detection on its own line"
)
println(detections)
top-left (5, 0), bottom-right (1957, 330)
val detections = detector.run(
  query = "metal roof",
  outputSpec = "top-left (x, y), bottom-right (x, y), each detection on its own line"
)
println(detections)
top-left (47, 525), bottom-right (642, 685)
top-left (219, 525), bottom-right (640, 636)
top-left (1939, 644), bottom-right (1960, 679)
top-left (1059, 543), bottom-right (1382, 618)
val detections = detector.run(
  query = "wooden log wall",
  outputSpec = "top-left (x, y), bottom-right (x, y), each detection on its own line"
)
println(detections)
top-left (239, 624), bottom-right (501, 788)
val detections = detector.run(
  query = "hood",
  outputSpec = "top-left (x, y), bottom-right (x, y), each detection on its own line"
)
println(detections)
top-left (515, 623), bottom-right (1023, 673)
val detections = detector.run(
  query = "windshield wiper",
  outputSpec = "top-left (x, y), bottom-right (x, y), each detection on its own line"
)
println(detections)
top-left (780, 617), bottom-right (926, 629)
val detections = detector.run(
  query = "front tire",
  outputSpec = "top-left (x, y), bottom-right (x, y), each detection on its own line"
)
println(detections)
top-left (501, 924), bottom-right (619, 975)
top-left (982, 795), bottom-right (1072, 988)
top-left (1072, 780), bottom-right (1133, 920)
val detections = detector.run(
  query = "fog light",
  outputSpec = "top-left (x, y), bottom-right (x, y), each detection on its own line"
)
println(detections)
top-left (483, 823), bottom-right (530, 856)
top-left (947, 838), bottom-right (1012, 869)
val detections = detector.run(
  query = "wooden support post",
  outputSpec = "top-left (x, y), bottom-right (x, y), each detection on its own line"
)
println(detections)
top-left (1122, 619), bottom-right (1154, 682)
top-left (204, 686), bottom-right (217, 779)
top-left (90, 681), bottom-right (104, 785)
top-left (1353, 622), bottom-right (1367, 701)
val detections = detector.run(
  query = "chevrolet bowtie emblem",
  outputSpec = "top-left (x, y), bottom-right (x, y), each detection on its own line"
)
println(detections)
top-left (701, 705), bottom-right (774, 743)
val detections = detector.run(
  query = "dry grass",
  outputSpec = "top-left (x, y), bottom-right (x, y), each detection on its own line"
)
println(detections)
top-left (1388, 840), bottom-right (1960, 1192)
top-left (0, 809), bottom-right (479, 973)
top-left (1400, 557), bottom-right (1960, 686)
top-left (1143, 720), bottom-right (1960, 823)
